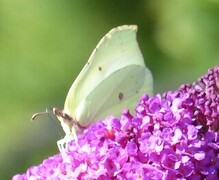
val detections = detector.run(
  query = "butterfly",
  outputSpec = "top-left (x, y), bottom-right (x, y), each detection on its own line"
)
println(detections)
top-left (32, 25), bottom-right (153, 151)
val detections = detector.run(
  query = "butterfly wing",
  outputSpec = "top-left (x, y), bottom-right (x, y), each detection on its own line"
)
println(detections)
top-left (64, 25), bottom-right (153, 126)
top-left (73, 64), bottom-right (152, 127)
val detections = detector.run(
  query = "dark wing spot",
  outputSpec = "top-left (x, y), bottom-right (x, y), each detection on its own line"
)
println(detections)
top-left (118, 92), bottom-right (124, 100)
top-left (98, 66), bottom-right (102, 71)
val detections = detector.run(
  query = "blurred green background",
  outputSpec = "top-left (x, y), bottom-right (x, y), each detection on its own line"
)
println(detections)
top-left (1, 0), bottom-right (219, 179)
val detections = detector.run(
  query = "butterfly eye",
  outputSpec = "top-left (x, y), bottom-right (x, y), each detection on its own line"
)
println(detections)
top-left (63, 113), bottom-right (71, 121)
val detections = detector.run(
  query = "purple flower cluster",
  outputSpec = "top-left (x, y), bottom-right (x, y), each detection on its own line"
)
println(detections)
top-left (13, 66), bottom-right (219, 179)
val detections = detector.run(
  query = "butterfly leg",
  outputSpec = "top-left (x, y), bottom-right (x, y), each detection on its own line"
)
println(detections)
top-left (57, 129), bottom-right (77, 151)
top-left (57, 137), bottom-right (68, 151)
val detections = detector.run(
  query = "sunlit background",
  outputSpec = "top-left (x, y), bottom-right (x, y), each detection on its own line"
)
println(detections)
top-left (1, 1), bottom-right (219, 179)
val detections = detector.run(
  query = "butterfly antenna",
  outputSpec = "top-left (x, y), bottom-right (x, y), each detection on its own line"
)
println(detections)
top-left (31, 109), bottom-right (51, 121)
top-left (31, 108), bottom-right (64, 138)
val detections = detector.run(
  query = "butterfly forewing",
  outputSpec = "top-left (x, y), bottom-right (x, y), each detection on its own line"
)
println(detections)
top-left (64, 25), bottom-right (153, 127)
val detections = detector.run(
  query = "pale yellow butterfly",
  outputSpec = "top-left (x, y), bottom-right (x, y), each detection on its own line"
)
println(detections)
top-left (32, 25), bottom-right (153, 151)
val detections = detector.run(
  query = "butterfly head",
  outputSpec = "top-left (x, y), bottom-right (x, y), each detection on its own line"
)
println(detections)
top-left (52, 108), bottom-right (75, 127)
